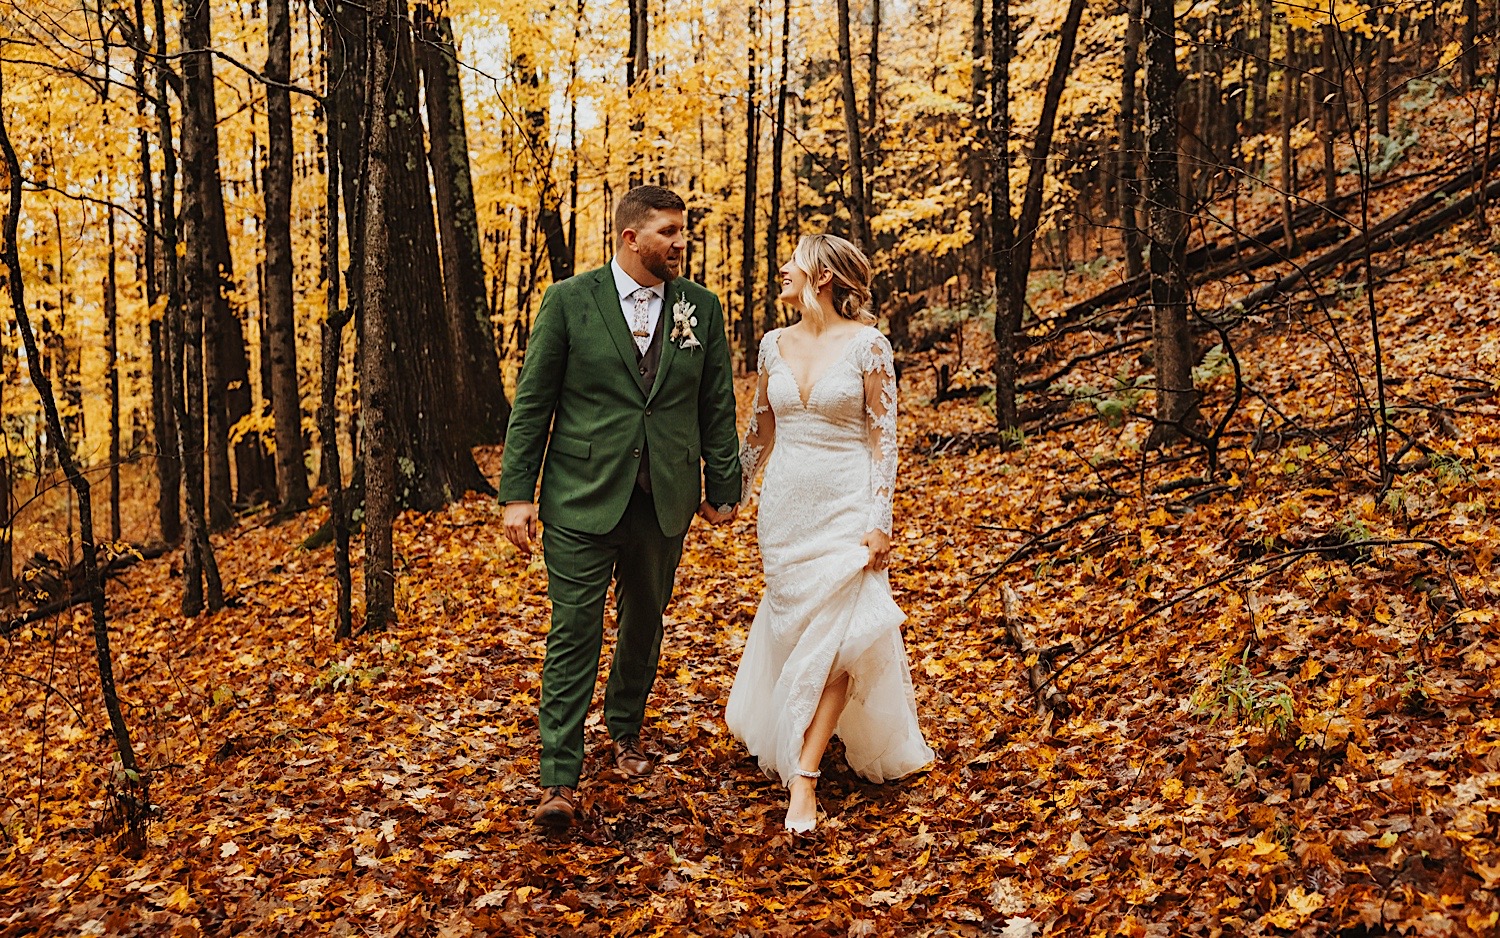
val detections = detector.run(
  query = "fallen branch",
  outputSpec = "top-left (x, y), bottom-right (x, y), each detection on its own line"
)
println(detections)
top-left (1, 542), bottom-right (169, 637)
top-left (999, 583), bottom-right (1073, 717)
top-left (1038, 198), bottom-right (1352, 334)
top-left (1222, 170), bottom-right (1500, 321)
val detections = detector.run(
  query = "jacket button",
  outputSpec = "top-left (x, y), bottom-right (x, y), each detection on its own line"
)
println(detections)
top-left (645, 408), bottom-right (652, 416)
top-left (632, 448), bottom-right (641, 458)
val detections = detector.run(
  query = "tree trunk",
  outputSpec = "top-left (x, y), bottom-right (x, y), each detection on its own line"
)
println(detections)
top-left (0, 454), bottom-right (10, 603)
top-left (181, 0), bottom-right (269, 525)
top-left (740, 0), bottom-right (761, 372)
top-left (989, 0), bottom-right (1017, 428)
top-left (265, 0), bottom-right (310, 513)
top-left (968, 0), bottom-right (986, 300)
top-left (1144, 0), bottom-right (1201, 446)
top-left (1320, 23), bottom-right (1339, 206)
top-left (417, 8), bottom-right (510, 443)
top-left (179, 0), bottom-right (227, 531)
top-left (161, 0), bottom-right (221, 613)
top-left (1, 85), bottom-right (140, 777)
top-left (1462, 0), bottom-right (1479, 89)
top-left (1253, 0), bottom-right (1273, 135)
top-left (1376, 13), bottom-right (1391, 139)
top-left (334, 0), bottom-right (488, 517)
top-left (1119, 0), bottom-right (1144, 278)
top-left (1281, 27), bottom-right (1300, 253)
top-left (995, 0), bottom-right (1086, 430)
top-left (359, 0), bottom-right (397, 631)
top-left (106, 205), bottom-right (122, 542)
top-left (835, 0), bottom-right (872, 250)
top-left (763, 0), bottom-right (792, 337)
top-left (133, 0), bottom-right (179, 545)
top-left (627, 0), bottom-right (649, 187)
top-left (319, 13), bottom-right (354, 639)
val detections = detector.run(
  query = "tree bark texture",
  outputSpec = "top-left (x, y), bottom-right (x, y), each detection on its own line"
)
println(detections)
top-left (163, 0), bottom-right (222, 614)
top-left (989, 0), bottom-right (1017, 429)
top-left (1119, 0), bottom-right (1144, 278)
top-left (417, 9), bottom-right (511, 444)
top-left (968, 0), bottom-right (986, 299)
top-left (147, 0), bottom-right (181, 545)
top-left (180, 0), bottom-right (270, 526)
top-left (318, 18), bottom-right (354, 639)
top-left (266, 0), bottom-right (310, 512)
top-left (1144, 0), bottom-right (1201, 446)
top-left (835, 0), bottom-right (872, 251)
top-left (106, 206), bottom-right (122, 542)
top-left (359, 0), bottom-right (398, 630)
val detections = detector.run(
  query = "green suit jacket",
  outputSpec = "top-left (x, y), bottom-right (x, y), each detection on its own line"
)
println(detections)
top-left (498, 264), bottom-right (741, 538)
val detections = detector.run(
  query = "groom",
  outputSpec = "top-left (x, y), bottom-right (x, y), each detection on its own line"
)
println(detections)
top-left (499, 185), bottom-right (741, 828)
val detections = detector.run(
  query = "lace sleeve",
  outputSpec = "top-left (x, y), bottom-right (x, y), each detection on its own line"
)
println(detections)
top-left (740, 334), bottom-right (776, 504)
top-left (860, 331), bottom-right (897, 535)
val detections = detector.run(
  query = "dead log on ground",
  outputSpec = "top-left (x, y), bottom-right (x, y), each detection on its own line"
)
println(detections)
top-left (999, 583), bottom-right (1074, 717)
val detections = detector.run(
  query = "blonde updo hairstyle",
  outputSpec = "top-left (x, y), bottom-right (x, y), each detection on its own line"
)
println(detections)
top-left (790, 234), bottom-right (875, 324)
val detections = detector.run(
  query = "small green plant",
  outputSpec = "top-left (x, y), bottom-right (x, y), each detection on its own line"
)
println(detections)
top-left (1094, 375), bottom-right (1152, 427)
top-left (1192, 656), bottom-right (1297, 738)
top-left (1429, 452), bottom-right (1473, 484)
top-left (1382, 486), bottom-right (1407, 513)
top-left (1333, 515), bottom-right (1372, 545)
top-left (1400, 664), bottom-right (1428, 713)
top-left (1191, 344), bottom-right (1232, 384)
top-left (314, 661), bottom-right (387, 692)
top-left (999, 425), bottom-right (1027, 450)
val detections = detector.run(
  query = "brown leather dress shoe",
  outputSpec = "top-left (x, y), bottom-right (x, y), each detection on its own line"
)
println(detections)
top-left (534, 786), bottom-right (578, 828)
top-left (613, 735), bottom-right (654, 778)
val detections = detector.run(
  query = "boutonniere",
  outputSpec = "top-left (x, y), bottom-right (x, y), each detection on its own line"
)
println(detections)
top-left (669, 297), bottom-right (701, 350)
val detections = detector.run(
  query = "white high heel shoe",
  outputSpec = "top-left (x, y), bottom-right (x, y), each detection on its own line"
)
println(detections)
top-left (784, 770), bottom-right (821, 833)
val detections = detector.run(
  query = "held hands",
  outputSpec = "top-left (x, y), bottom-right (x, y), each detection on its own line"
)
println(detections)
top-left (697, 501), bottom-right (739, 525)
top-left (503, 502), bottom-right (540, 557)
top-left (861, 529), bottom-right (891, 571)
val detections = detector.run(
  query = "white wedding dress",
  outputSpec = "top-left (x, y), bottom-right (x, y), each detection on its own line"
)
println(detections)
top-left (726, 325), bottom-right (934, 785)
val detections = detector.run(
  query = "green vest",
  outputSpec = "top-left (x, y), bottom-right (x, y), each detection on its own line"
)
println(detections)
top-left (498, 265), bottom-right (741, 538)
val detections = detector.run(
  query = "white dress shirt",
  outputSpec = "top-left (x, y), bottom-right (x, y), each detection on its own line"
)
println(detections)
top-left (611, 257), bottom-right (664, 354)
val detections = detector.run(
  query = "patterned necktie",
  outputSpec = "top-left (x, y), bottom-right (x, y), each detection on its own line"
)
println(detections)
top-left (629, 287), bottom-right (653, 354)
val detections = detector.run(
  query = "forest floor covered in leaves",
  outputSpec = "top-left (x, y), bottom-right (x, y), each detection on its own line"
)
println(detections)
top-left (5, 172), bottom-right (1500, 936)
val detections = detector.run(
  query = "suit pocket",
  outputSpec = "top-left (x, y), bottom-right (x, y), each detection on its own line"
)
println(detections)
top-left (685, 442), bottom-right (701, 464)
top-left (550, 433), bottom-right (591, 459)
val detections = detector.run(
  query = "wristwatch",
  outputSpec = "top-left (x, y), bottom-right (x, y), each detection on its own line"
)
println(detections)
top-left (715, 503), bottom-right (735, 515)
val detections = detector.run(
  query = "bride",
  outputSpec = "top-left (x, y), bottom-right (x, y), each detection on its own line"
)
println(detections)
top-left (728, 233), bottom-right (934, 833)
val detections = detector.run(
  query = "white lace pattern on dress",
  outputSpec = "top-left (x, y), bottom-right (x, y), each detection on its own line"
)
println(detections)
top-left (740, 336), bottom-right (775, 505)
top-left (858, 335), bottom-right (898, 536)
top-left (727, 326), bottom-right (934, 787)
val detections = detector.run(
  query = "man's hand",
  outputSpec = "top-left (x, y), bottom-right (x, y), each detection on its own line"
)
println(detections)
top-left (697, 501), bottom-right (738, 525)
top-left (861, 529), bottom-right (891, 571)
top-left (503, 502), bottom-right (540, 557)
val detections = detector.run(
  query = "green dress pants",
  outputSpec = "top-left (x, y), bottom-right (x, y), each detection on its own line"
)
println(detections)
top-left (538, 487), bottom-right (685, 787)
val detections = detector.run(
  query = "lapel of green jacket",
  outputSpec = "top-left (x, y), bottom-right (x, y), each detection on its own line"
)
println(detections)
top-left (587, 265), bottom-right (646, 397)
top-left (647, 278), bottom-right (679, 403)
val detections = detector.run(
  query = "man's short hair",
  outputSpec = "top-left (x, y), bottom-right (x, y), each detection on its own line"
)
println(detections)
top-left (615, 185), bottom-right (686, 235)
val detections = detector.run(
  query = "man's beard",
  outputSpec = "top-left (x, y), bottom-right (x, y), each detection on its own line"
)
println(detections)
top-left (644, 251), bottom-right (680, 283)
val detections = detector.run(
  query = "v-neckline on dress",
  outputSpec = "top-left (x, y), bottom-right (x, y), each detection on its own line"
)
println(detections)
top-left (772, 326), bottom-right (871, 408)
